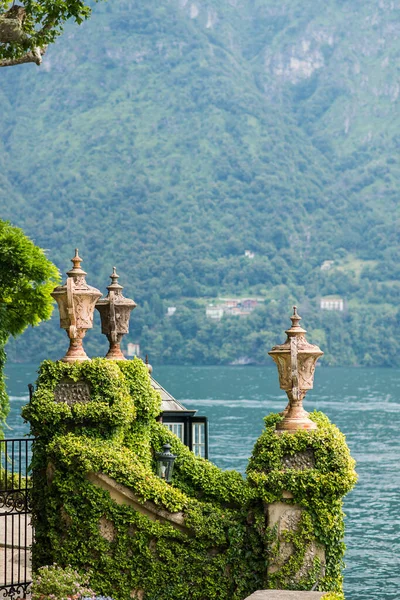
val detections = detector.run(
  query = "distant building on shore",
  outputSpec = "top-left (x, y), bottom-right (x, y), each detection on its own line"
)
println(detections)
top-left (320, 260), bottom-right (334, 271)
top-left (126, 342), bottom-right (141, 357)
top-left (206, 297), bottom-right (261, 320)
top-left (241, 298), bottom-right (259, 311)
top-left (205, 305), bottom-right (224, 320)
top-left (319, 297), bottom-right (345, 311)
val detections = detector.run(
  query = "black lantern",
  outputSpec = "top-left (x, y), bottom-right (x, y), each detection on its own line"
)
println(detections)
top-left (156, 444), bottom-right (176, 483)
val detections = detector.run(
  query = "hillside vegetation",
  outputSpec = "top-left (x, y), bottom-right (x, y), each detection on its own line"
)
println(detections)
top-left (1, 0), bottom-right (400, 366)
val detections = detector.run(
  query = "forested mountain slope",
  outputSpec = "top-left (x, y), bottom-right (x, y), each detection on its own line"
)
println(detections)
top-left (1, 0), bottom-right (400, 366)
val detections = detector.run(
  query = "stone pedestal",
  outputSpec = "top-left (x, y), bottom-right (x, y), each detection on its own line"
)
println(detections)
top-left (267, 493), bottom-right (325, 586)
top-left (245, 592), bottom-right (327, 600)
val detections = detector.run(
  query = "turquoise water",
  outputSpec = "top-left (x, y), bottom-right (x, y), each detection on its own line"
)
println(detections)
top-left (5, 363), bottom-right (400, 599)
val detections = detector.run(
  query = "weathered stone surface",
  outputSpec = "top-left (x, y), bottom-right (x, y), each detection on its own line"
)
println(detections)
top-left (267, 501), bottom-right (325, 583)
top-left (296, 540), bottom-right (325, 581)
top-left (54, 381), bottom-right (91, 405)
top-left (87, 472), bottom-right (191, 535)
top-left (98, 516), bottom-right (116, 542)
top-left (245, 592), bottom-right (327, 599)
top-left (268, 502), bottom-right (301, 574)
top-left (282, 490), bottom-right (294, 499)
top-left (282, 449), bottom-right (315, 470)
top-left (130, 590), bottom-right (144, 599)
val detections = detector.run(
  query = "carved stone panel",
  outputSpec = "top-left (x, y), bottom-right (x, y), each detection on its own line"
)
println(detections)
top-left (282, 449), bottom-right (315, 470)
top-left (298, 354), bottom-right (318, 390)
top-left (267, 501), bottom-right (325, 585)
top-left (54, 381), bottom-right (91, 405)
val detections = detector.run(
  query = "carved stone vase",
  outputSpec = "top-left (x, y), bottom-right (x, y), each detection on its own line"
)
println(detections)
top-left (268, 307), bottom-right (323, 432)
top-left (96, 267), bottom-right (136, 360)
top-left (51, 250), bottom-right (101, 363)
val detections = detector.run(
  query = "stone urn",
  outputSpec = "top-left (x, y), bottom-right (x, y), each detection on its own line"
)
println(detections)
top-left (96, 267), bottom-right (136, 360)
top-left (268, 307), bottom-right (323, 432)
top-left (51, 249), bottom-right (101, 362)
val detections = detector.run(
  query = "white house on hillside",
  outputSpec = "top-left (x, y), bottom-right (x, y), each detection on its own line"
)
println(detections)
top-left (320, 297), bottom-right (344, 311)
top-left (127, 343), bottom-right (141, 357)
top-left (206, 305), bottom-right (224, 320)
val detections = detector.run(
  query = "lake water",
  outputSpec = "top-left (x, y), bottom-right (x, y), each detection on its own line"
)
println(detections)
top-left (5, 363), bottom-right (400, 600)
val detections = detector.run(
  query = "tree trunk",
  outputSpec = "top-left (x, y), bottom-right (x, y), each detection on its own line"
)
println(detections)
top-left (0, 16), bottom-right (28, 44)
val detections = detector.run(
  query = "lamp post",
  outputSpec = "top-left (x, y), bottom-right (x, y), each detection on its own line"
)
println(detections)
top-left (156, 444), bottom-right (176, 483)
top-left (51, 249), bottom-right (101, 363)
top-left (96, 267), bottom-right (136, 360)
top-left (268, 307), bottom-right (323, 432)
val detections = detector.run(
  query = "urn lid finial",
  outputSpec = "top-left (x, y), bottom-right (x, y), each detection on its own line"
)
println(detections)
top-left (107, 266), bottom-right (123, 294)
top-left (285, 305), bottom-right (307, 336)
top-left (66, 248), bottom-right (87, 279)
top-left (290, 306), bottom-right (301, 328)
top-left (145, 354), bottom-right (153, 374)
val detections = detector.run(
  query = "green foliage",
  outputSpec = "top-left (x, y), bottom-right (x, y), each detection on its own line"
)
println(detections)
top-left (150, 420), bottom-right (254, 508)
top-left (31, 564), bottom-right (95, 600)
top-left (247, 412), bottom-right (357, 593)
top-left (2, 0), bottom-right (400, 366)
top-left (0, 220), bottom-right (59, 429)
top-left (118, 360), bottom-right (161, 423)
top-left (24, 359), bottom-right (136, 439)
top-left (0, 469), bottom-right (29, 490)
top-left (0, 221), bottom-right (59, 335)
top-left (23, 358), bottom-right (354, 599)
top-left (0, 0), bottom-right (97, 63)
top-left (25, 358), bottom-right (264, 600)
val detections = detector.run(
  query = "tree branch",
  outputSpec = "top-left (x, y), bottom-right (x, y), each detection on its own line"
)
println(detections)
top-left (0, 5), bottom-right (50, 68)
top-left (36, 17), bottom-right (57, 38)
top-left (0, 45), bottom-right (45, 67)
top-left (0, 0), bottom-right (92, 68)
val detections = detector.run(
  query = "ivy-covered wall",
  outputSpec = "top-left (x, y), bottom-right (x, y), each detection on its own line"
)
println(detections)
top-left (22, 358), bottom-right (356, 600)
top-left (247, 412), bottom-right (357, 595)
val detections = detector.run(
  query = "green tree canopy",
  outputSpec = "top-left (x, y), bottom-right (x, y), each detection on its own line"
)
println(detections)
top-left (0, 0), bottom-right (97, 67)
top-left (0, 220), bottom-right (60, 424)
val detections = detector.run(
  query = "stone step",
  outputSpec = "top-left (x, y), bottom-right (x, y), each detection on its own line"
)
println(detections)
top-left (245, 592), bottom-right (328, 600)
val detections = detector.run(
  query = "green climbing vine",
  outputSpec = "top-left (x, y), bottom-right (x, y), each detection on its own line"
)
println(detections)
top-left (22, 358), bottom-right (356, 600)
top-left (247, 412), bottom-right (357, 594)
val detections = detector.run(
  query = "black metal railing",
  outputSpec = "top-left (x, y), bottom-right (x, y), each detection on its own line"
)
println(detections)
top-left (0, 439), bottom-right (33, 599)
